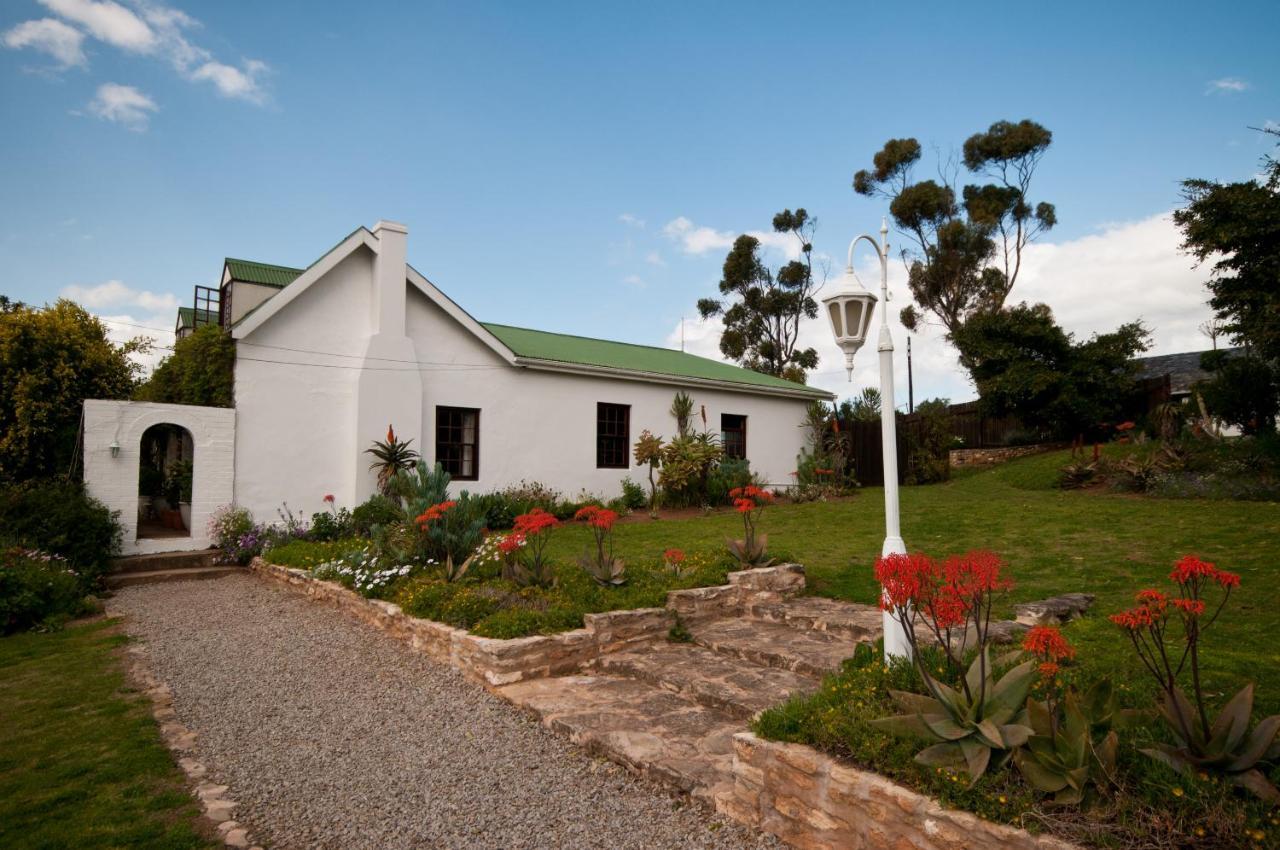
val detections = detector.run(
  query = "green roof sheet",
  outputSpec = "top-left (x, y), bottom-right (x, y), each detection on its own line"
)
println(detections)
top-left (225, 258), bottom-right (304, 288)
top-left (480, 322), bottom-right (828, 397)
top-left (176, 307), bottom-right (217, 329)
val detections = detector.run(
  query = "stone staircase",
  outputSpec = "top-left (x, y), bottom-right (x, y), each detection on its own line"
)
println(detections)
top-left (108, 550), bottom-right (245, 588)
top-left (497, 594), bottom-right (875, 804)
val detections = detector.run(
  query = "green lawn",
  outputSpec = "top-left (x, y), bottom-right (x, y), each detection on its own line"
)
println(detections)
top-left (0, 619), bottom-right (217, 850)
top-left (545, 448), bottom-right (1280, 713)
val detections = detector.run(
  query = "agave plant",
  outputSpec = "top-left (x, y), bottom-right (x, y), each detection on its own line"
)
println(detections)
top-left (575, 506), bottom-right (626, 586)
top-left (871, 648), bottom-right (1037, 784)
top-left (1014, 680), bottom-right (1119, 805)
top-left (1144, 683), bottom-right (1280, 803)
top-left (366, 425), bottom-right (420, 496)
top-left (440, 550), bottom-right (477, 583)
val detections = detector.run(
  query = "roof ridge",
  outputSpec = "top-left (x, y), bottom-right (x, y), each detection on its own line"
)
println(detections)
top-left (481, 321), bottom-right (700, 358)
top-left (224, 257), bottom-right (305, 272)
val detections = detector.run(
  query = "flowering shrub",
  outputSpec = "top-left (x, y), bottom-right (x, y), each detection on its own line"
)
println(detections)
top-left (497, 508), bottom-right (560, 588)
top-left (310, 493), bottom-right (354, 542)
top-left (0, 547), bottom-right (90, 633)
top-left (575, 505), bottom-right (625, 586)
top-left (312, 544), bottom-right (421, 598)
top-left (1110, 555), bottom-right (1279, 802)
top-left (207, 504), bottom-right (257, 564)
top-left (871, 550), bottom-right (1036, 784)
top-left (663, 548), bottom-right (687, 576)
top-left (414, 500), bottom-right (480, 581)
top-left (727, 485), bottom-right (774, 567)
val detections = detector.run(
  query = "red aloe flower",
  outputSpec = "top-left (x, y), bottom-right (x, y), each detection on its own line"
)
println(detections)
top-left (497, 532), bottom-right (526, 554)
top-left (415, 500), bottom-right (458, 526)
top-left (574, 505), bottom-right (618, 530)
top-left (664, 548), bottom-right (686, 564)
top-left (1022, 625), bottom-right (1076, 663)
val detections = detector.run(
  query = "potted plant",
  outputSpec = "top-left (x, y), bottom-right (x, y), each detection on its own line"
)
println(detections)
top-left (164, 461), bottom-right (194, 530)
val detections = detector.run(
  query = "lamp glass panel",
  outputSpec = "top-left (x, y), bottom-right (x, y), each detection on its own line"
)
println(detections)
top-left (827, 302), bottom-right (844, 337)
top-left (844, 300), bottom-right (864, 341)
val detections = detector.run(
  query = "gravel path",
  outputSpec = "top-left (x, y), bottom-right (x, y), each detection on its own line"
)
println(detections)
top-left (112, 575), bottom-right (778, 850)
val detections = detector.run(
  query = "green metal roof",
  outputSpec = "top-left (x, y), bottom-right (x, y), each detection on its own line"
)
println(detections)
top-left (224, 258), bottom-right (304, 288)
top-left (481, 322), bottom-right (829, 397)
top-left (175, 307), bottom-right (217, 329)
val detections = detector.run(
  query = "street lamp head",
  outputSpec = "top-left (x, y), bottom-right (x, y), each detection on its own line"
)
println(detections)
top-left (821, 266), bottom-right (878, 381)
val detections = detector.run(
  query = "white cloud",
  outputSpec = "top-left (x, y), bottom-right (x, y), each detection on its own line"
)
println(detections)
top-left (2, 17), bottom-right (86, 68)
top-left (190, 58), bottom-right (267, 103)
top-left (644, 251), bottom-right (666, 267)
top-left (1206, 77), bottom-right (1248, 94)
top-left (87, 82), bottom-right (157, 130)
top-left (662, 216), bottom-right (803, 260)
top-left (666, 211), bottom-right (1217, 410)
top-left (63, 278), bottom-right (179, 313)
top-left (40, 0), bottom-right (155, 52)
top-left (619, 213), bottom-right (646, 228)
top-left (623, 274), bottom-right (645, 289)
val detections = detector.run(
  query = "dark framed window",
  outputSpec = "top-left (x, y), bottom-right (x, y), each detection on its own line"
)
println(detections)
top-left (436, 406), bottom-right (480, 480)
top-left (596, 403), bottom-right (630, 469)
top-left (722, 414), bottom-right (747, 460)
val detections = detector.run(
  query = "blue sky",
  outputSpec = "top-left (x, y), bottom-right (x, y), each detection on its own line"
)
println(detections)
top-left (2, 0), bottom-right (1277, 402)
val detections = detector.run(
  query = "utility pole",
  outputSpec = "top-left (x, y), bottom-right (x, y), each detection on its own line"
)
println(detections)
top-left (906, 336), bottom-right (914, 414)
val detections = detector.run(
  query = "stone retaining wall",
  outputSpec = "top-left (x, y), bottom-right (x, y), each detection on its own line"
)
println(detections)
top-left (719, 734), bottom-right (1079, 850)
top-left (251, 559), bottom-right (804, 687)
top-left (949, 443), bottom-right (1063, 469)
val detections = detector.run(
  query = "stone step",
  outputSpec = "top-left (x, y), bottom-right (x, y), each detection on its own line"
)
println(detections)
top-left (496, 674), bottom-right (741, 802)
top-left (111, 549), bottom-right (219, 574)
top-left (746, 596), bottom-right (883, 643)
top-left (690, 618), bottom-right (863, 678)
top-left (107, 566), bottom-right (245, 588)
top-left (595, 642), bottom-right (819, 720)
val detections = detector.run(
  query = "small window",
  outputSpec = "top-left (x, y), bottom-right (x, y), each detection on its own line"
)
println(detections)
top-left (436, 406), bottom-right (480, 480)
top-left (722, 414), bottom-right (747, 460)
top-left (596, 403), bottom-right (630, 468)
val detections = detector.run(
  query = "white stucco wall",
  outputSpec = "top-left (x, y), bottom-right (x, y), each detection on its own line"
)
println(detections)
top-left (229, 223), bottom-right (817, 520)
top-left (83, 400), bottom-right (235, 555)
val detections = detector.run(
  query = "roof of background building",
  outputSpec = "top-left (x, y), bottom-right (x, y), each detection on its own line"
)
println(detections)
top-left (224, 258), bottom-right (305, 288)
top-left (1135, 348), bottom-right (1242, 394)
top-left (175, 307), bottom-right (218, 329)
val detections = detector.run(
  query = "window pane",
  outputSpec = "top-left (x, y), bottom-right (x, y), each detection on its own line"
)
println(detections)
top-left (436, 406), bottom-right (480, 480)
top-left (597, 403), bottom-right (630, 468)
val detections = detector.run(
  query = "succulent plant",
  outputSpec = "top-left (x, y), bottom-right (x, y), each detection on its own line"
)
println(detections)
top-left (727, 533), bottom-right (774, 568)
top-left (1014, 679), bottom-right (1118, 805)
top-left (578, 553), bottom-right (626, 586)
top-left (1145, 683), bottom-right (1280, 804)
top-left (871, 649), bottom-right (1037, 784)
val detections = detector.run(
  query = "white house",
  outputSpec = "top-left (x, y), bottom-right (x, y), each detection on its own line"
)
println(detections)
top-left (85, 220), bottom-right (831, 554)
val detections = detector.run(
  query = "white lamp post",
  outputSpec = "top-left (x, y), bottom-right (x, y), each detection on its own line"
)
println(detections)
top-left (822, 218), bottom-right (912, 661)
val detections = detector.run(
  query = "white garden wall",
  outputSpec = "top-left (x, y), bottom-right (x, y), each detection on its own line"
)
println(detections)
top-left (83, 400), bottom-right (235, 555)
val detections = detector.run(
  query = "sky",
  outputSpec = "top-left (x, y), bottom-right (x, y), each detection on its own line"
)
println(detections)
top-left (1, 0), bottom-right (1277, 406)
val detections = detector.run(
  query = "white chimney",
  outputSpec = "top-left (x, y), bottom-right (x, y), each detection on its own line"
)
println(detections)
top-left (371, 220), bottom-right (408, 336)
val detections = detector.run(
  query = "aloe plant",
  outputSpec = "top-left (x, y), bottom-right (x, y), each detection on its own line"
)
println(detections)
top-left (871, 649), bottom-right (1037, 784)
top-left (1145, 683), bottom-right (1280, 804)
top-left (1014, 680), bottom-right (1118, 805)
top-left (578, 553), bottom-right (626, 586)
top-left (366, 425), bottom-right (420, 497)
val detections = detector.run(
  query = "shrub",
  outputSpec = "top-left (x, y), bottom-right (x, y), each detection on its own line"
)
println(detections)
top-left (351, 494), bottom-right (402, 535)
top-left (0, 547), bottom-right (91, 633)
top-left (658, 434), bottom-right (723, 507)
top-left (0, 480), bottom-right (121, 587)
top-left (706, 458), bottom-right (753, 506)
top-left (394, 578), bottom-right (459, 620)
top-left (311, 545), bottom-right (415, 599)
top-left (439, 587), bottom-right (502, 629)
top-left (619, 477), bottom-right (647, 511)
top-left (310, 496), bottom-right (354, 541)
top-left (474, 491), bottom-right (517, 530)
top-left (263, 537), bottom-right (365, 569)
top-left (903, 399), bottom-right (952, 485)
top-left (470, 606), bottom-right (546, 639)
top-left (207, 504), bottom-right (257, 565)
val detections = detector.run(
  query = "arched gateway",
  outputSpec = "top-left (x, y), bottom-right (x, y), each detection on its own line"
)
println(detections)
top-left (83, 400), bottom-right (235, 555)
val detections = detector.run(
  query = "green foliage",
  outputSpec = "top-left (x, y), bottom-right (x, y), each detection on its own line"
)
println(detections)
top-left (952, 302), bottom-right (1149, 439)
top-left (839, 387), bottom-right (882, 422)
top-left (903, 399), bottom-right (952, 485)
top-left (657, 433), bottom-right (724, 507)
top-left (854, 120), bottom-right (1056, 335)
top-left (310, 507), bottom-right (354, 542)
top-left (871, 650), bottom-right (1037, 784)
top-left (0, 548), bottom-right (92, 633)
top-left (134, 324), bottom-right (234, 408)
top-left (0, 480), bottom-right (121, 586)
top-left (0, 299), bottom-right (142, 481)
top-left (263, 536), bottom-right (366, 569)
top-left (1174, 127), bottom-right (1280, 366)
top-left (619, 477), bottom-right (647, 511)
top-left (162, 459), bottom-right (193, 505)
top-left (696, 209), bottom-right (820, 380)
top-left (351, 494), bottom-right (403, 535)
top-left (1196, 352), bottom-right (1279, 435)
top-left (392, 460), bottom-right (451, 520)
top-left (366, 426), bottom-right (420, 496)
top-left (439, 587), bottom-right (503, 628)
top-left (1014, 681), bottom-right (1119, 805)
top-left (207, 504), bottom-right (256, 564)
top-left (669, 392), bottom-right (694, 437)
top-left (705, 457), bottom-right (753, 505)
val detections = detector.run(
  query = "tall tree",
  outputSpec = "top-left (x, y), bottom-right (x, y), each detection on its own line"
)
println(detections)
top-left (135, 324), bottom-right (236, 408)
top-left (852, 120), bottom-right (1056, 335)
top-left (0, 299), bottom-right (143, 481)
top-left (697, 208), bottom-right (822, 382)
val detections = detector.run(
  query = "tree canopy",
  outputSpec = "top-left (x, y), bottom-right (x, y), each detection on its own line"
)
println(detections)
top-left (853, 120), bottom-right (1056, 336)
top-left (135, 323), bottom-right (236, 408)
top-left (0, 299), bottom-right (143, 481)
top-left (952, 302), bottom-right (1149, 439)
top-left (697, 208), bottom-right (822, 382)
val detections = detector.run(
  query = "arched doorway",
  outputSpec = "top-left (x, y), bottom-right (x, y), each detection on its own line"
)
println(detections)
top-left (137, 423), bottom-right (195, 539)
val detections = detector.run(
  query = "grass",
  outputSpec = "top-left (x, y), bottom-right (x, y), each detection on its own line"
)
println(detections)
top-left (544, 447), bottom-right (1280, 713)
top-left (0, 619), bottom-right (217, 850)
